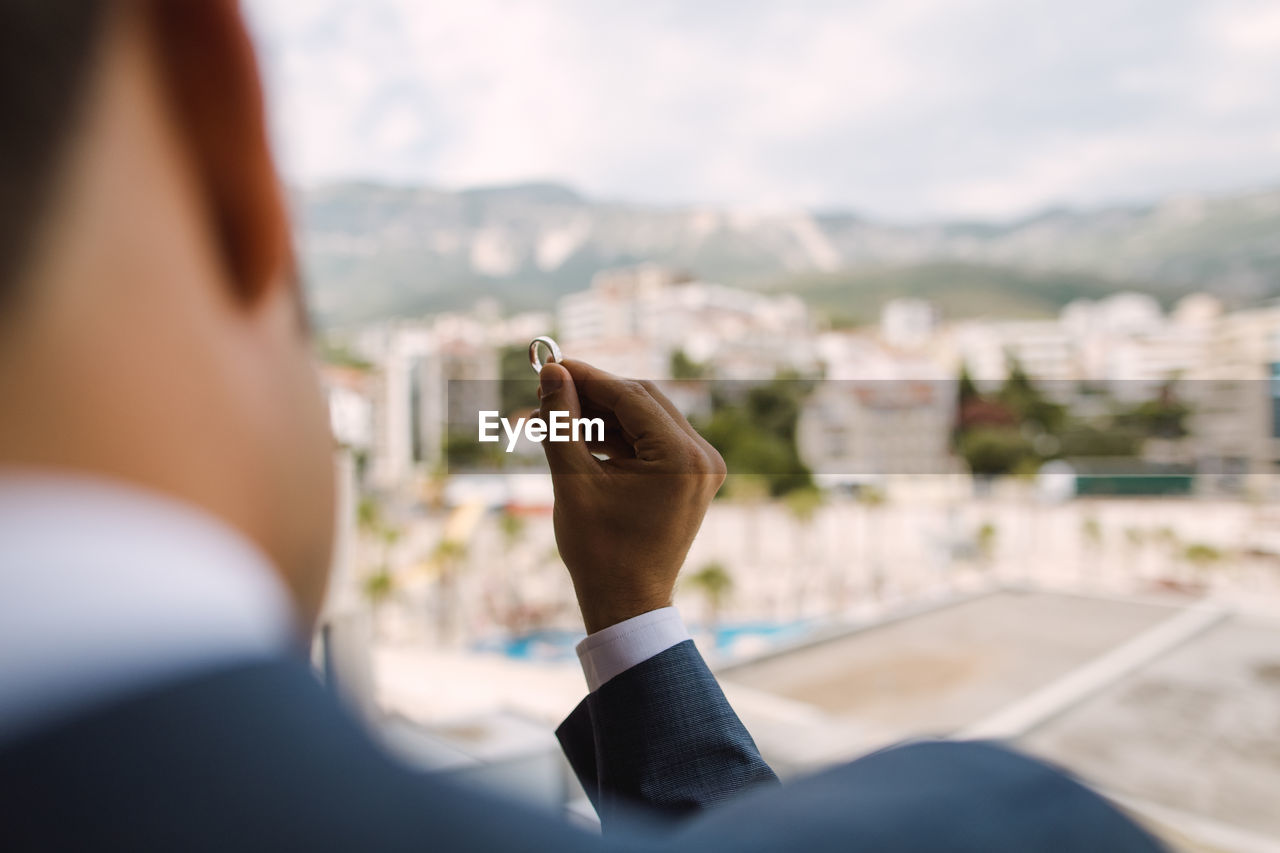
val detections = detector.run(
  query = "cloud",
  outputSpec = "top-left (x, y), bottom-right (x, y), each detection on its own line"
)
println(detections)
top-left (244, 0), bottom-right (1280, 220)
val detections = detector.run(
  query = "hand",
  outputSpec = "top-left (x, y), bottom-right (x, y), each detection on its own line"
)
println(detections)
top-left (538, 359), bottom-right (727, 633)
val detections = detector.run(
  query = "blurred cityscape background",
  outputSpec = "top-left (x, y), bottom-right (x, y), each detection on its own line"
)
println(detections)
top-left (247, 2), bottom-right (1280, 849)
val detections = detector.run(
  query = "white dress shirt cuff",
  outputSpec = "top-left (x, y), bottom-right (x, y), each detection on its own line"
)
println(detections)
top-left (575, 606), bottom-right (690, 692)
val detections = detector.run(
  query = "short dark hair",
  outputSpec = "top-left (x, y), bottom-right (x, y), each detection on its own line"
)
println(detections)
top-left (0, 2), bottom-right (109, 304)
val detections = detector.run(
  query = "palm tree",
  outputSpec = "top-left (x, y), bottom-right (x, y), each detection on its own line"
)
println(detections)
top-left (357, 496), bottom-right (401, 637)
top-left (488, 509), bottom-right (529, 632)
top-left (421, 465), bottom-right (450, 511)
top-left (1151, 526), bottom-right (1179, 584)
top-left (686, 561), bottom-right (734, 629)
top-left (975, 521), bottom-right (998, 573)
top-left (363, 570), bottom-right (395, 621)
top-left (784, 487), bottom-right (824, 615)
top-left (1081, 515), bottom-right (1103, 585)
top-left (356, 495), bottom-right (382, 535)
top-left (1123, 527), bottom-right (1146, 582)
top-left (1182, 542), bottom-right (1224, 587)
top-left (498, 510), bottom-right (526, 554)
top-left (432, 538), bottom-right (469, 645)
top-left (356, 496), bottom-right (400, 568)
top-left (725, 475), bottom-right (769, 562)
top-left (858, 485), bottom-right (888, 600)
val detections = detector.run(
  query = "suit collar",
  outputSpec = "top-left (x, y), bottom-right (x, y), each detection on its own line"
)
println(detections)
top-left (0, 471), bottom-right (299, 744)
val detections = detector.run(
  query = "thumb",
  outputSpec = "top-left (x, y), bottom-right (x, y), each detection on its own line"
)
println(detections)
top-left (539, 363), bottom-right (595, 474)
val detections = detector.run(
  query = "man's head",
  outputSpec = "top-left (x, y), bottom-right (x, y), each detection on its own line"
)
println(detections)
top-left (0, 1), bottom-right (336, 629)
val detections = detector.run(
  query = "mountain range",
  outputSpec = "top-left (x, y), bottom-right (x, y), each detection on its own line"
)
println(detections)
top-left (294, 181), bottom-right (1280, 327)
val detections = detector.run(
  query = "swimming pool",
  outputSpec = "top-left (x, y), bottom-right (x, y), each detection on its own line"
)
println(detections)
top-left (474, 621), bottom-right (814, 662)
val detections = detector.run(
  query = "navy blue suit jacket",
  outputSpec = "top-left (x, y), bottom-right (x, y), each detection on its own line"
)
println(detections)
top-left (0, 640), bottom-right (1164, 851)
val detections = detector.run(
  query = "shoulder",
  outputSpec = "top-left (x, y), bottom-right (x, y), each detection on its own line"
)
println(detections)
top-left (676, 739), bottom-right (1165, 853)
top-left (0, 659), bottom-right (601, 853)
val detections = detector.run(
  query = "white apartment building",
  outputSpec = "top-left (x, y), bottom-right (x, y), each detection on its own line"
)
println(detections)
top-left (816, 331), bottom-right (946, 380)
top-left (353, 314), bottom-right (500, 490)
top-left (922, 290), bottom-right (1280, 487)
top-left (880, 298), bottom-right (939, 351)
top-left (1065, 294), bottom-right (1216, 398)
top-left (938, 293), bottom-right (1216, 394)
top-left (371, 338), bottom-right (422, 488)
top-left (321, 365), bottom-right (375, 451)
top-left (1182, 302), bottom-right (1280, 484)
top-left (557, 264), bottom-right (817, 379)
top-left (799, 333), bottom-right (956, 483)
top-left (797, 378), bottom-right (958, 483)
top-left (944, 319), bottom-right (1078, 387)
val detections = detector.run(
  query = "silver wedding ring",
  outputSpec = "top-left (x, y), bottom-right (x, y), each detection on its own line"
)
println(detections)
top-left (529, 336), bottom-right (562, 374)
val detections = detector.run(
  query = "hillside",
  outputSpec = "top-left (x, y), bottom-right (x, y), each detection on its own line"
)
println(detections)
top-left (767, 263), bottom-right (1182, 327)
top-left (293, 181), bottom-right (1280, 326)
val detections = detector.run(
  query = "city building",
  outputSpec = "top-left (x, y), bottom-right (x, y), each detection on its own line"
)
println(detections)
top-left (557, 264), bottom-right (818, 379)
top-left (320, 364), bottom-right (375, 452)
top-left (1184, 302), bottom-right (1280, 488)
top-left (348, 311), bottom-right (502, 490)
top-left (944, 319), bottom-right (1079, 385)
top-left (797, 378), bottom-right (958, 484)
top-left (880, 298), bottom-right (939, 351)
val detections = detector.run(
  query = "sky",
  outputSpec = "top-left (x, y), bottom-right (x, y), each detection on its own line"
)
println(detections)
top-left (244, 0), bottom-right (1280, 222)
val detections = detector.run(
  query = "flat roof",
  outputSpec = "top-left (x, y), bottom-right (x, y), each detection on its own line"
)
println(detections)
top-left (722, 590), bottom-right (1176, 743)
top-left (1022, 615), bottom-right (1280, 840)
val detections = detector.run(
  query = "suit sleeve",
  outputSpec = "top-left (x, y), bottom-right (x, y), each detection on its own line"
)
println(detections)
top-left (556, 639), bottom-right (779, 826)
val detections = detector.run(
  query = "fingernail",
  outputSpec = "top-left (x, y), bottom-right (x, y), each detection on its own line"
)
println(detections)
top-left (540, 368), bottom-right (563, 395)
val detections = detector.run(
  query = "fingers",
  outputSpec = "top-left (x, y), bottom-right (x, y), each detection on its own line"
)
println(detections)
top-left (558, 360), bottom-right (726, 480)
top-left (586, 434), bottom-right (637, 460)
top-left (636, 379), bottom-right (706, 446)
top-left (639, 379), bottom-right (726, 480)
top-left (558, 360), bottom-right (680, 447)
top-left (537, 362), bottom-right (597, 475)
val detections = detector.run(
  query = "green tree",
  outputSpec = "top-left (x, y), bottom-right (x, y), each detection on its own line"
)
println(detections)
top-left (498, 510), bottom-right (526, 553)
top-left (357, 497), bottom-right (401, 635)
top-left (318, 339), bottom-right (373, 370)
top-left (433, 538), bottom-right (469, 644)
top-left (957, 427), bottom-right (1036, 477)
top-left (999, 358), bottom-right (1066, 434)
top-left (785, 486), bottom-right (825, 613)
top-left (1056, 423), bottom-right (1140, 457)
top-left (357, 495), bottom-right (383, 536)
top-left (686, 561), bottom-right (734, 627)
top-left (363, 570), bottom-right (394, 608)
top-left (784, 486), bottom-right (824, 525)
top-left (444, 428), bottom-right (507, 470)
top-left (670, 349), bottom-right (710, 380)
top-left (1081, 516), bottom-right (1102, 551)
top-left (1182, 542), bottom-right (1224, 580)
top-left (975, 521), bottom-right (997, 570)
top-left (958, 363), bottom-right (980, 406)
top-left (1115, 391), bottom-right (1190, 440)
top-left (698, 378), bottom-right (815, 496)
top-left (498, 343), bottom-right (539, 417)
top-left (858, 484), bottom-right (888, 599)
top-left (857, 484), bottom-right (887, 508)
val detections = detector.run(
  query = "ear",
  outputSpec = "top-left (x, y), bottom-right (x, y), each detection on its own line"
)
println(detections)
top-left (141, 0), bottom-right (291, 305)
